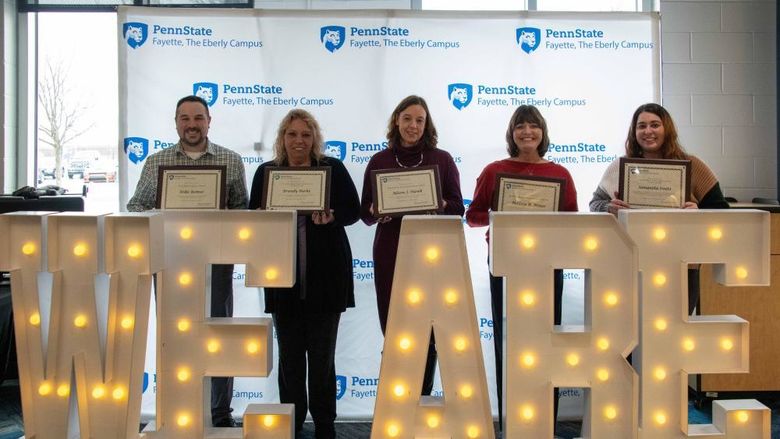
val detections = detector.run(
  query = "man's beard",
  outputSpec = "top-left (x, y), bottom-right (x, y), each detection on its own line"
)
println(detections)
top-left (182, 130), bottom-right (205, 148)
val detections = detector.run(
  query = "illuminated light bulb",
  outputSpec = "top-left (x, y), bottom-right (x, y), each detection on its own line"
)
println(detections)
top-left (424, 246), bottom-right (440, 263)
top-left (56, 384), bottom-right (69, 397)
top-left (653, 272), bottom-right (667, 287)
top-left (736, 266), bottom-right (748, 280)
top-left (207, 339), bottom-right (220, 353)
top-left (583, 236), bottom-right (599, 252)
top-left (454, 337), bottom-right (467, 352)
top-left (654, 367), bottom-right (667, 381)
top-left (566, 353), bottom-right (580, 367)
top-left (406, 288), bottom-right (422, 305)
top-left (392, 383), bottom-right (407, 398)
top-left (520, 404), bottom-right (535, 422)
top-left (238, 228), bottom-right (251, 241)
top-left (654, 318), bottom-right (668, 331)
top-left (73, 242), bottom-right (88, 257)
top-left (246, 341), bottom-right (260, 354)
top-left (520, 352), bottom-right (536, 368)
top-left (127, 244), bottom-right (142, 259)
top-left (652, 227), bottom-right (667, 241)
top-left (120, 316), bottom-right (134, 330)
top-left (73, 314), bottom-right (87, 328)
top-left (262, 415), bottom-right (276, 428)
top-left (721, 338), bottom-right (734, 351)
top-left (21, 242), bottom-right (36, 255)
top-left (708, 227), bottom-right (723, 241)
top-left (177, 319), bottom-right (191, 332)
top-left (177, 413), bottom-right (191, 427)
top-left (426, 415), bottom-right (440, 429)
top-left (265, 267), bottom-right (279, 281)
top-left (444, 289), bottom-right (458, 306)
top-left (736, 411), bottom-right (750, 423)
top-left (38, 382), bottom-right (52, 396)
top-left (596, 368), bottom-right (610, 382)
top-left (597, 337), bottom-right (610, 351)
top-left (682, 337), bottom-right (696, 352)
top-left (92, 385), bottom-right (106, 399)
top-left (519, 290), bottom-right (536, 308)
top-left (604, 292), bottom-right (619, 307)
top-left (459, 384), bottom-right (473, 399)
top-left (398, 337), bottom-right (412, 351)
top-left (29, 312), bottom-right (41, 326)
top-left (654, 411), bottom-right (667, 426)
top-left (178, 272), bottom-right (192, 286)
top-left (112, 386), bottom-right (126, 400)
top-left (177, 368), bottom-right (191, 382)
top-left (179, 227), bottom-right (193, 240)
top-left (520, 234), bottom-right (536, 250)
top-left (466, 425), bottom-right (480, 438)
top-left (604, 405), bottom-right (618, 420)
top-left (386, 422), bottom-right (400, 437)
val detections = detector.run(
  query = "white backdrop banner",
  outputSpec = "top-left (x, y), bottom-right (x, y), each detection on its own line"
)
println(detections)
top-left (118, 7), bottom-right (659, 420)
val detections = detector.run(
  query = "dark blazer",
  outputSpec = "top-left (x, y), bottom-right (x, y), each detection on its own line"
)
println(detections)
top-left (248, 156), bottom-right (360, 314)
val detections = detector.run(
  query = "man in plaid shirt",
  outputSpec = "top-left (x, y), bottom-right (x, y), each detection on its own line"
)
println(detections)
top-left (127, 95), bottom-right (248, 427)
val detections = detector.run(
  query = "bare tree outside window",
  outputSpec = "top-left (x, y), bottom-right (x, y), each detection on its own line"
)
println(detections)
top-left (38, 58), bottom-right (93, 185)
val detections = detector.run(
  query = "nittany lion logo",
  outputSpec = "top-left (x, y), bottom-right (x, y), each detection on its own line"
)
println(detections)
top-left (124, 137), bottom-right (149, 164)
top-left (335, 375), bottom-right (347, 400)
top-left (123, 22), bottom-right (148, 49)
top-left (320, 26), bottom-right (346, 53)
top-left (447, 83), bottom-right (473, 110)
top-left (193, 82), bottom-right (219, 106)
top-left (516, 27), bottom-right (541, 54)
top-left (324, 141), bottom-right (347, 161)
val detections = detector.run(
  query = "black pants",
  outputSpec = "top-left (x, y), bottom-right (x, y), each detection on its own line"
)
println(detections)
top-left (274, 308), bottom-right (341, 439)
top-left (210, 264), bottom-right (235, 424)
top-left (490, 266), bottom-right (563, 430)
top-left (688, 267), bottom-right (700, 315)
top-left (378, 315), bottom-right (437, 396)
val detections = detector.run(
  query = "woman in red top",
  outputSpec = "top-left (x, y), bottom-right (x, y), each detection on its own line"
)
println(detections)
top-left (466, 105), bottom-right (577, 432)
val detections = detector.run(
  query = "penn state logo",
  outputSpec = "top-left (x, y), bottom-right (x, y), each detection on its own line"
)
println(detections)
top-left (193, 82), bottom-right (218, 106)
top-left (516, 27), bottom-right (541, 54)
top-left (335, 375), bottom-right (347, 400)
top-left (320, 26), bottom-right (346, 53)
top-left (124, 137), bottom-right (149, 164)
top-left (447, 83), bottom-right (473, 110)
top-left (123, 22), bottom-right (148, 49)
top-left (323, 141), bottom-right (347, 161)
top-left (142, 372), bottom-right (149, 393)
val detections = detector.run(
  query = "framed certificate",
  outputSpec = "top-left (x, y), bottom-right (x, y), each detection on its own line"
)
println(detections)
top-left (261, 166), bottom-right (331, 213)
top-left (492, 174), bottom-right (565, 212)
top-left (156, 165), bottom-right (226, 210)
top-left (371, 165), bottom-right (442, 217)
top-left (618, 158), bottom-right (691, 208)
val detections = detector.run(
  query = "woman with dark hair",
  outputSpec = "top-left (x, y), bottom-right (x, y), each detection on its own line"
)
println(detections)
top-left (360, 95), bottom-right (465, 395)
top-left (465, 105), bottom-right (577, 431)
top-left (249, 109), bottom-right (360, 439)
top-left (590, 103), bottom-right (728, 313)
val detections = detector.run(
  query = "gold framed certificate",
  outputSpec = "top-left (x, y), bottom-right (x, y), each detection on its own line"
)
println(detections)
top-left (492, 174), bottom-right (565, 212)
top-left (156, 165), bottom-right (226, 210)
top-left (261, 166), bottom-right (331, 213)
top-left (618, 158), bottom-right (691, 208)
top-left (371, 165), bottom-right (442, 217)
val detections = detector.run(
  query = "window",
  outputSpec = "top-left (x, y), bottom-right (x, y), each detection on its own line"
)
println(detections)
top-left (36, 12), bottom-right (119, 212)
top-left (421, 0), bottom-right (646, 11)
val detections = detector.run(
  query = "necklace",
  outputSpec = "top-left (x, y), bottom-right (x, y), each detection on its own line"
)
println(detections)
top-left (394, 151), bottom-right (424, 168)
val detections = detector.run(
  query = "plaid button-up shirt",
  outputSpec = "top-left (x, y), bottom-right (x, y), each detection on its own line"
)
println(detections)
top-left (126, 140), bottom-right (248, 211)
